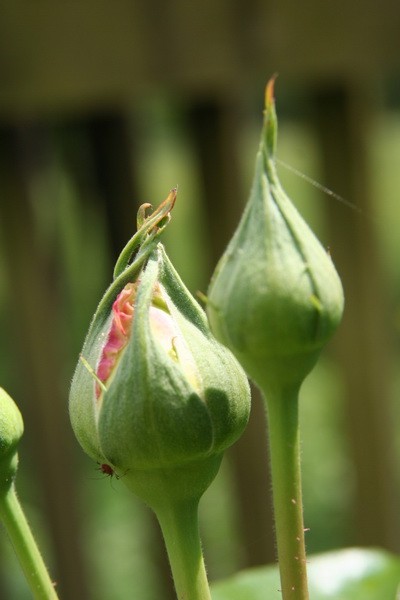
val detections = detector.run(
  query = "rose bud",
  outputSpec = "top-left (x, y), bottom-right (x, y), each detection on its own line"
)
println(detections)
top-left (69, 193), bottom-right (250, 505)
top-left (0, 388), bottom-right (24, 490)
top-left (206, 79), bottom-right (344, 392)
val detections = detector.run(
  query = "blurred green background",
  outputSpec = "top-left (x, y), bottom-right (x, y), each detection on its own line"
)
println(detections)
top-left (1, 2), bottom-right (400, 599)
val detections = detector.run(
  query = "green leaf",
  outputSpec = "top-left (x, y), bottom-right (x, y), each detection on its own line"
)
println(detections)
top-left (211, 548), bottom-right (400, 600)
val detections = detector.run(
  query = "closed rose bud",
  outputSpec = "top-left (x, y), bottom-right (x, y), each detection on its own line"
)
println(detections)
top-left (206, 79), bottom-right (344, 392)
top-left (69, 193), bottom-right (250, 504)
top-left (0, 388), bottom-right (24, 491)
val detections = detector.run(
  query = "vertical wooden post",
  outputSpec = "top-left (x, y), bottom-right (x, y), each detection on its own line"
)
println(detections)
top-left (312, 82), bottom-right (399, 551)
top-left (0, 124), bottom-right (91, 598)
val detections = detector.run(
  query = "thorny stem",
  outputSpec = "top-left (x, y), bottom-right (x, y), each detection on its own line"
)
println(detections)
top-left (0, 482), bottom-right (59, 600)
top-left (264, 386), bottom-right (309, 600)
top-left (155, 498), bottom-right (212, 600)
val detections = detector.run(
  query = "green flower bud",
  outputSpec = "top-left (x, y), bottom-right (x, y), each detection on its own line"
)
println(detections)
top-left (207, 79), bottom-right (344, 391)
top-left (69, 193), bottom-right (250, 503)
top-left (0, 388), bottom-right (24, 490)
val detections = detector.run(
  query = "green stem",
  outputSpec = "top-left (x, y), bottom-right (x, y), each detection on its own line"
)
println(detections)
top-left (264, 387), bottom-right (309, 600)
top-left (155, 498), bottom-right (211, 600)
top-left (0, 482), bottom-right (59, 600)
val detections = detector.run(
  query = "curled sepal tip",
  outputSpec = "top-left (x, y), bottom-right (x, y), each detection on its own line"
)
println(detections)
top-left (113, 187), bottom-right (177, 280)
top-left (136, 203), bottom-right (152, 229)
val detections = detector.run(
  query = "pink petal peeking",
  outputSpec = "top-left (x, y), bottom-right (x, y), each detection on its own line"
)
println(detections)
top-left (96, 283), bottom-right (136, 398)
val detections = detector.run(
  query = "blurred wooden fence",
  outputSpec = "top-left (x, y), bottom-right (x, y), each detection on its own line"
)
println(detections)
top-left (1, 2), bottom-right (400, 598)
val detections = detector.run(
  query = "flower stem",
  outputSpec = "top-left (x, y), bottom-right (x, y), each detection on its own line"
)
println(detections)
top-left (155, 498), bottom-right (211, 600)
top-left (0, 482), bottom-right (59, 600)
top-left (264, 386), bottom-right (309, 600)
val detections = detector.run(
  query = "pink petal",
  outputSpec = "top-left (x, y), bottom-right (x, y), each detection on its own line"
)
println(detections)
top-left (95, 283), bottom-right (136, 398)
